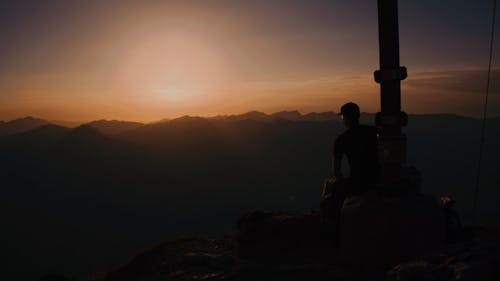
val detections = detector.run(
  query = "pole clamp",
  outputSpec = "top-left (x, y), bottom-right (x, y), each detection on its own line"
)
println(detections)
top-left (375, 111), bottom-right (408, 127)
top-left (374, 66), bottom-right (407, 83)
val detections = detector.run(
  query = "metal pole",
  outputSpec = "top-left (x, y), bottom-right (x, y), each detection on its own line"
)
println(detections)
top-left (374, 0), bottom-right (408, 186)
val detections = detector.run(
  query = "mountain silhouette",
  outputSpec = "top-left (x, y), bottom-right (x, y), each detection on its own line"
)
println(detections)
top-left (228, 111), bottom-right (270, 121)
top-left (60, 125), bottom-right (107, 144)
top-left (55, 125), bottom-right (133, 162)
top-left (1, 124), bottom-right (69, 141)
top-left (49, 120), bottom-right (83, 128)
top-left (120, 116), bottom-right (224, 152)
top-left (85, 120), bottom-right (144, 136)
top-left (302, 111), bottom-right (338, 121)
top-left (270, 110), bottom-right (303, 121)
top-left (26, 124), bottom-right (71, 140)
top-left (0, 124), bottom-right (71, 153)
top-left (0, 116), bottom-right (50, 136)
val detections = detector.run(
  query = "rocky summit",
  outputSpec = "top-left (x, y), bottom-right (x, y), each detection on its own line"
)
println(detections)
top-left (100, 235), bottom-right (386, 281)
top-left (60, 212), bottom-right (499, 281)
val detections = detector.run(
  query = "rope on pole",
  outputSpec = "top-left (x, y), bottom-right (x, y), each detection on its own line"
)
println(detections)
top-left (473, 0), bottom-right (497, 224)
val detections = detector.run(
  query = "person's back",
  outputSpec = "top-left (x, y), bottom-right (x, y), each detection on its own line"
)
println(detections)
top-left (332, 102), bottom-right (380, 194)
top-left (334, 124), bottom-right (380, 192)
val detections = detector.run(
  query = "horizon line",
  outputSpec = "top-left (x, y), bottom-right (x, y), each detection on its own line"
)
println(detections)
top-left (1, 110), bottom-right (495, 126)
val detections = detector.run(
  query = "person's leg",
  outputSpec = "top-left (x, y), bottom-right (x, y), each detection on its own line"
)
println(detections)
top-left (321, 178), bottom-right (349, 244)
top-left (331, 178), bottom-right (350, 246)
top-left (320, 179), bottom-right (336, 237)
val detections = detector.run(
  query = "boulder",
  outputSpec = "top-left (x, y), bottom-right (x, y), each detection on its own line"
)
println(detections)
top-left (236, 211), bottom-right (327, 261)
top-left (339, 192), bottom-right (446, 266)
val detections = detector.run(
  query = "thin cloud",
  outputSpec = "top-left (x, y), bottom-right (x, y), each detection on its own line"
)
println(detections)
top-left (407, 69), bottom-right (500, 95)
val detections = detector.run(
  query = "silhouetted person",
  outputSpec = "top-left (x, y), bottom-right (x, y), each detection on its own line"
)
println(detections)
top-left (333, 102), bottom-right (380, 192)
top-left (321, 102), bottom-right (380, 243)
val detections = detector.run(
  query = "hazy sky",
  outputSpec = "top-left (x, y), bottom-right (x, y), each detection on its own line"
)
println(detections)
top-left (0, 0), bottom-right (498, 122)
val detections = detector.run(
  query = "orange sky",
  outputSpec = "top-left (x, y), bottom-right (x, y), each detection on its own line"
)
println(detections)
top-left (0, 1), bottom-right (498, 122)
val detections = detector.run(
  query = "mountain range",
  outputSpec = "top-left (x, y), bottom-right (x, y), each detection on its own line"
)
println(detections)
top-left (1, 111), bottom-right (499, 281)
top-left (0, 110), bottom-right (343, 137)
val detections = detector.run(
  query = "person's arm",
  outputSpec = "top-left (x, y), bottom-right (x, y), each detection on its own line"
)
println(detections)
top-left (333, 155), bottom-right (343, 180)
top-left (332, 135), bottom-right (344, 179)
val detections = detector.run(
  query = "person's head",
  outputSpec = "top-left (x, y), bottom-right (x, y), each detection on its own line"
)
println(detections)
top-left (338, 102), bottom-right (360, 127)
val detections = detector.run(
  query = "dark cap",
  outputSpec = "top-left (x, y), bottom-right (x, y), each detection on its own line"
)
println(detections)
top-left (338, 102), bottom-right (360, 120)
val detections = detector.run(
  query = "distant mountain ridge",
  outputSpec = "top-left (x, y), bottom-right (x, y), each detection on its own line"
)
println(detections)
top-left (0, 110), bottom-right (500, 136)
top-left (212, 110), bottom-right (339, 122)
top-left (85, 120), bottom-right (144, 136)
top-left (0, 111), bottom-right (341, 138)
top-left (0, 116), bottom-right (50, 136)
top-left (1, 111), bottom-right (495, 141)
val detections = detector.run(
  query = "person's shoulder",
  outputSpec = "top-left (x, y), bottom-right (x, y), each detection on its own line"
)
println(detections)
top-left (358, 125), bottom-right (379, 136)
top-left (360, 124), bottom-right (378, 131)
top-left (335, 129), bottom-right (348, 145)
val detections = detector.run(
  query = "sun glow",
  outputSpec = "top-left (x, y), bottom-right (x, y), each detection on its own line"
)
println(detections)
top-left (111, 28), bottom-right (235, 107)
top-left (0, 1), bottom-right (493, 122)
